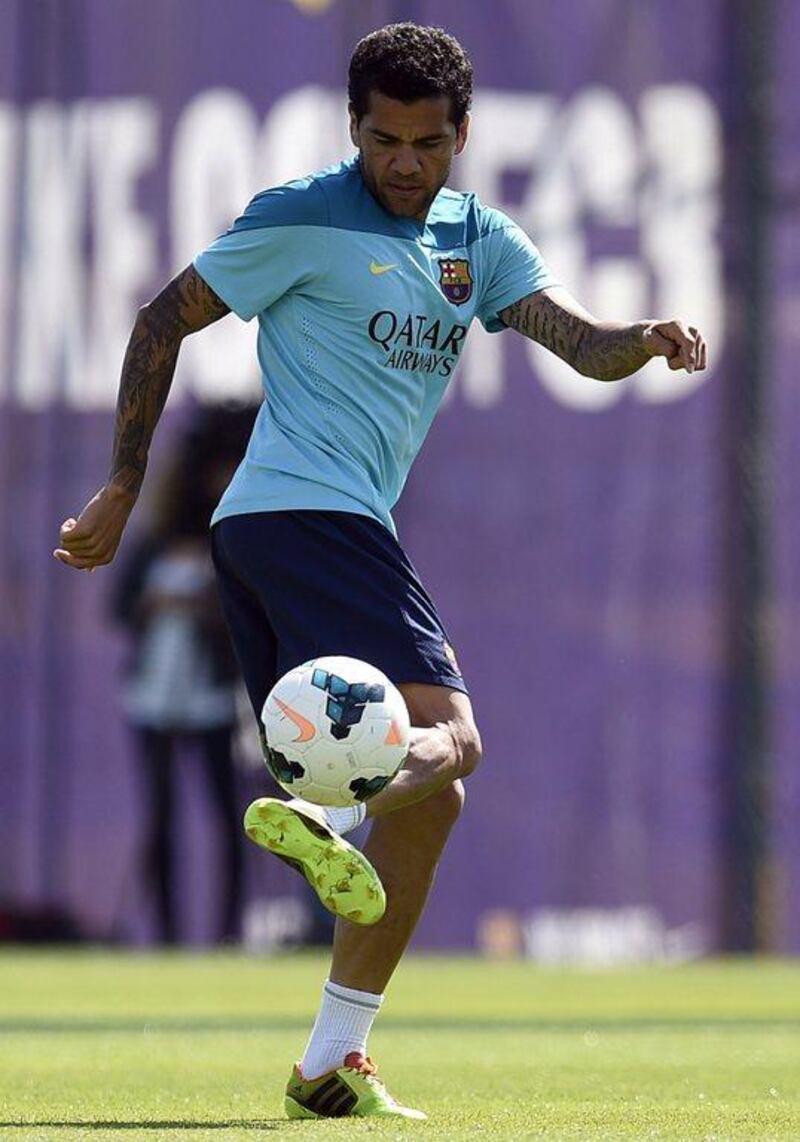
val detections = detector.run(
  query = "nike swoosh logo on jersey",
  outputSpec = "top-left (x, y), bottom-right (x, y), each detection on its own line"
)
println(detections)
top-left (369, 261), bottom-right (398, 275)
top-left (274, 697), bottom-right (316, 743)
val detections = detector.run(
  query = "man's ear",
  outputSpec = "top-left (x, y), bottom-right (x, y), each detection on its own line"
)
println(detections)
top-left (454, 113), bottom-right (470, 157)
top-left (349, 106), bottom-right (360, 149)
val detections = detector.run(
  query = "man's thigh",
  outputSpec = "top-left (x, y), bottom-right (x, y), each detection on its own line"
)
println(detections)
top-left (399, 682), bottom-right (475, 729)
top-left (399, 682), bottom-right (481, 772)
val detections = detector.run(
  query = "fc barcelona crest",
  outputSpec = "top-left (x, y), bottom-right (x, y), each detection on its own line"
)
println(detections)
top-left (438, 258), bottom-right (473, 305)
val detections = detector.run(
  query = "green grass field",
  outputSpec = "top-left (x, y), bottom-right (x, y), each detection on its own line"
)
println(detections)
top-left (1, 951), bottom-right (798, 1140)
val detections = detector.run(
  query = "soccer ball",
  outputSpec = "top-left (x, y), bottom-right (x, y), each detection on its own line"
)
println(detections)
top-left (260, 655), bottom-right (410, 807)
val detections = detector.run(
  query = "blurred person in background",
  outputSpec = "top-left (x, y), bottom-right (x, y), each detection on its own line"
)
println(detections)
top-left (111, 406), bottom-right (254, 945)
top-left (55, 22), bottom-right (707, 1122)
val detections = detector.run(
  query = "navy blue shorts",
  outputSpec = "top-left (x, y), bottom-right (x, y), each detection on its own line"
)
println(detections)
top-left (211, 510), bottom-right (467, 720)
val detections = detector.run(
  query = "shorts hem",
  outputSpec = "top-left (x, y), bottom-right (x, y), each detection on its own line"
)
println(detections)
top-left (392, 670), bottom-right (469, 695)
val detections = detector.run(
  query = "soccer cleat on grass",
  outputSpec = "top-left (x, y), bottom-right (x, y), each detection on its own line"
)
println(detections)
top-left (243, 797), bottom-right (385, 926)
top-left (284, 1053), bottom-right (427, 1120)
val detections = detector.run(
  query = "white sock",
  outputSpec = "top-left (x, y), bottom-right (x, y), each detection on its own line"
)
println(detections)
top-left (322, 803), bottom-right (367, 836)
top-left (300, 979), bottom-right (383, 1079)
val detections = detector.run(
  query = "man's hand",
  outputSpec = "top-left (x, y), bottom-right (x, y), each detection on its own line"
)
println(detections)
top-left (642, 320), bottom-right (707, 374)
top-left (500, 288), bottom-right (709, 382)
top-left (53, 483), bottom-right (136, 571)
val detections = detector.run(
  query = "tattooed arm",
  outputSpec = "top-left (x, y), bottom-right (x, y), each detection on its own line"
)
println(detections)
top-left (54, 266), bottom-right (230, 570)
top-left (499, 287), bottom-right (707, 382)
top-left (108, 265), bottom-right (230, 497)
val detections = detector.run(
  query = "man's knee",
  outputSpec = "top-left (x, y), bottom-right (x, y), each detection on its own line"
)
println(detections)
top-left (453, 721), bottom-right (482, 779)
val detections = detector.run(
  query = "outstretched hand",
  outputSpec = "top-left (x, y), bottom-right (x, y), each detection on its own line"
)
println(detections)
top-left (53, 483), bottom-right (136, 571)
top-left (642, 320), bottom-right (707, 373)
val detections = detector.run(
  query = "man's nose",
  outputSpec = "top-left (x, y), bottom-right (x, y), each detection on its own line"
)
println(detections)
top-left (391, 145), bottom-right (422, 176)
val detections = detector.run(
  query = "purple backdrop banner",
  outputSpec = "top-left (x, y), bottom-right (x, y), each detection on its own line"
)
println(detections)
top-left (0, 0), bottom-right (795, 952)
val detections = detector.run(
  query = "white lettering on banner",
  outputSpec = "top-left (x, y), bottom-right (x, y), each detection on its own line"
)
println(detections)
top-left (524, 87), bottom-right (646, 410)
top-left (170, 89), bottom-right (261, 402)
top-left (460, 85), bottom-right (722, 410)
top-left (12, 99), bottom-right (158, 409)
top-left (637, 85), bottom-right (722, 403)
top-left (15, 102), bottom-right (90, 409)
top-left (256, 85), bottom-right (348, 188)
top-left (0, 105), bottom-right (17, 398)
top-left (78, 100), bottom-right (159, 408)
top-left (1, 85), bottom-right (722, 410)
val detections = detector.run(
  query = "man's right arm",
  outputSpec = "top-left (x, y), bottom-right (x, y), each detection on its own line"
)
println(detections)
top-left (54, 265), bottom-right (230, 571)
top-left (109, 265), bottom-right (230, 498)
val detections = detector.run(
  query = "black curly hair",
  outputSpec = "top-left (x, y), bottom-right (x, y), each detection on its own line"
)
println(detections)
top-left (348, 23), bottom-right (473, 128)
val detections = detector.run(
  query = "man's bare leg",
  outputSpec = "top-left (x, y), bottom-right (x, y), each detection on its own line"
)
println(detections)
top-left (328, 683), bottom-right (480, 991)
top-left (360, 683), bottom-right (482, 820)
top-left (296, 683), bottom-right (480, 1083)
top-left (246, 684), bottom-right (480, 947)
top-left (329, 778), bottom-right (465, 993)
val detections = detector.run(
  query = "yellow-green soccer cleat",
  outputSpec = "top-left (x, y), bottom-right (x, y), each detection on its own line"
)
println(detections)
top-left (285, 1053), bottom-right (427, 1120)
top-left (243, 798), bottom-right (385, 926)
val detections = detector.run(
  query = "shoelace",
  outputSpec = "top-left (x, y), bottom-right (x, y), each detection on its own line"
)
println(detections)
top-left (344, 1052), bottom-right (379, 1079)
top-left (342, 1053), bottom-right (400, 1107)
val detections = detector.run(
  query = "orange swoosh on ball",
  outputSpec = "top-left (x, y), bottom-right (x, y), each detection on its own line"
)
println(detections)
top-left (274, 697), bottom-right (316, 743)
top-left (384, 719), bottom-right (404, 746)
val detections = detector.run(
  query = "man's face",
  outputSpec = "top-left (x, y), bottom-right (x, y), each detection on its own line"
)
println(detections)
top-left (350, 91), bottom-right (469, 221)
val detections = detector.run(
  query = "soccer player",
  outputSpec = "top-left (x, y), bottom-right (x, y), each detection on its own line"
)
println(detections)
top-left (55, 23), bottom-right (707, 1120)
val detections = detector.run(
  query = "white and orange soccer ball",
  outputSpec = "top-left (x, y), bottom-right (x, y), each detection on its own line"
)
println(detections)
top-left (260, 655), bottom-right (410, 807)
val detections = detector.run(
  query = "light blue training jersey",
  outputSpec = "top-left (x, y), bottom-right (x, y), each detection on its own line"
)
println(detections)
top-left (195, 157), bottom-right (555, 534)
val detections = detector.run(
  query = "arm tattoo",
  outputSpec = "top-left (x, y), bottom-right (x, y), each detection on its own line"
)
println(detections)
top-left (499, 291), bottom-right (651, 382)
top-left (109, 266), bottom-right (230, 496)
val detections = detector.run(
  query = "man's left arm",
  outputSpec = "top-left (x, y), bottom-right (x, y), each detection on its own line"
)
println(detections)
top-left (499, 286), bottom-right (707, 381)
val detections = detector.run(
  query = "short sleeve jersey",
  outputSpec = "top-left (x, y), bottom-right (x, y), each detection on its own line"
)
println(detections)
top-left (194, 157), bottom-right (555, 534)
